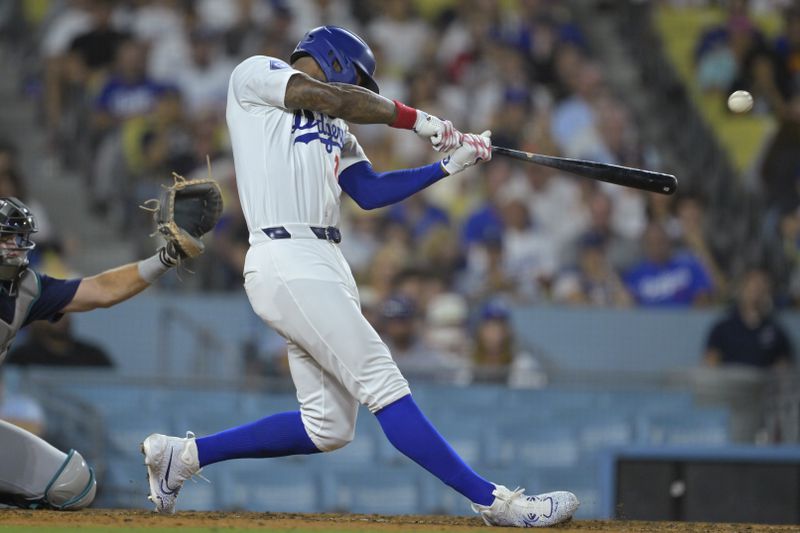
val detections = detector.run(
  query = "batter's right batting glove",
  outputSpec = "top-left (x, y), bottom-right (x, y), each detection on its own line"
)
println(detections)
top-left (441, 130), bottom-right (492, 176)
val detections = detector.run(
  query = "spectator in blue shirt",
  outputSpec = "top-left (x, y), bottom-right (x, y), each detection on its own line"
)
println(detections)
top-left (704, 269), bottom-right (793, 368)
top-left (387, 194), bottom-right (449, 241)
top-left (624, 222), bottom-right (714, 307)
top-left (93, 39), bottom-right (170, 131)
top-left (461, 159), bottom-right (517, 249)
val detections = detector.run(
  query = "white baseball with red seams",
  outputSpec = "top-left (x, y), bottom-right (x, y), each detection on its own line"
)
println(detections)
top-left (727, 90), bottom-right (753, 113)
top-left (226, 55), bottom-right (411, 451)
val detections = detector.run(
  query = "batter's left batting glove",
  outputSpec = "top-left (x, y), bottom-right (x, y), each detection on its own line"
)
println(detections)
top-left (441, 130), bottom-right (492, 176)
top-left (414, 111), bottom-right (463, 153)
top-left (390, 100), bottom-right (463, 152)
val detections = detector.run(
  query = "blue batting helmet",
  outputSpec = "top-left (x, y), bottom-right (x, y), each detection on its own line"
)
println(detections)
top-left (290, 26), bottom-right (380, 94)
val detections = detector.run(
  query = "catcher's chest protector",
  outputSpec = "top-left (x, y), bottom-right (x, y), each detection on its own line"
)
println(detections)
top-left (0, 271), bottom-right (39, 364)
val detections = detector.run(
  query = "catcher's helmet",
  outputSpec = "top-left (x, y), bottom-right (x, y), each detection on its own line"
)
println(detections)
top-left (290, 26), bottom-right (380, 94)
top-left (0, 197), bottom-right (37, 296)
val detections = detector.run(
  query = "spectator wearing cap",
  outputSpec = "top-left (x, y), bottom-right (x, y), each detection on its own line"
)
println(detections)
top-left (624, 222), bottom-right (714, 307)
top-left (704, 269), bottom-right (793, 369)
top-left (379, 296), bottom-right (468, 385)
top-left (552, 234), bottom-right (632, 307)
top-left (470, 299), bottom-right (546, 388)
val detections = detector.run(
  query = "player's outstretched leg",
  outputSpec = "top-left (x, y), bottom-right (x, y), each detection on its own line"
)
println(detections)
top-left (375, 395), bottom-right (579, 527)
top-left (142, 411), bottom-right (319, 513)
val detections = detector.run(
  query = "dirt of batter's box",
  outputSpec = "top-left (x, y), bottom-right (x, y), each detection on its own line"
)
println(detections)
top-left (0, 509), bottom-right (798, 532)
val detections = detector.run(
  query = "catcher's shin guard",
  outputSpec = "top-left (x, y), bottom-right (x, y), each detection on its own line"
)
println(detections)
top-left (43, 449), bottom-right (97, 510)
top-left (0, 449), bottom-right (96, 510)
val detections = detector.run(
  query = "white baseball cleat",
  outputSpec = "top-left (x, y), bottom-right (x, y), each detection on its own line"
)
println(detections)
top-left (471, 484), bottom-right (579, 527)
top-left (141, 431), bottom-right (202, 514)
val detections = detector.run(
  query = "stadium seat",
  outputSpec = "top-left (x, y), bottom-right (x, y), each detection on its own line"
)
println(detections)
top-left (576, 415), bottom-right (634, 454)
top-left (488, 424), bottom-right (580, 469)
top-left (636, 409), bottom-right (730, 446)
top-left (217, 460), bottom-right (318, 512)
top-left (318, 465), bottom-right (421, 515)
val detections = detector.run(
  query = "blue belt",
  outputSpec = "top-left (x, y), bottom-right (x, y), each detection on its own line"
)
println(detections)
top-left (262, 225), bottom-right (342, 243)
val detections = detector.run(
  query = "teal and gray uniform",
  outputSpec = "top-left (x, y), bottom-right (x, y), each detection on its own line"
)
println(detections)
top-left (0, 269), bottom-right (96, 509)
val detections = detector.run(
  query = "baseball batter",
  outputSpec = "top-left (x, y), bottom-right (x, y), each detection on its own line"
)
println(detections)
top-left (142, 26), bottom-right (579, 527)
top-left (0, 197), bottom-right (191, 509)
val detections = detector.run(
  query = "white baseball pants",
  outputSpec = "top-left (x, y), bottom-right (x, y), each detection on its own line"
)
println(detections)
top-left (243, 238), bottom-right (410, 452)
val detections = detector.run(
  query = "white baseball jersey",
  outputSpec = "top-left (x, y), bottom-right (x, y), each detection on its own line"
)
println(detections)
top-left (227, 55), bottom-right (411, 447)
top-left (226, 55), bottom-right (369, 245)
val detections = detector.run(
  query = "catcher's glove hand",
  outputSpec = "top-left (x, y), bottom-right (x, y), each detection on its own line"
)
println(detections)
top-left (146, 172), bottom-right (224, 259)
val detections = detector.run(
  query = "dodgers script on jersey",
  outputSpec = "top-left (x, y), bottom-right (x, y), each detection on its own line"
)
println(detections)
top-left (226, 55), bottom-right (369, 244)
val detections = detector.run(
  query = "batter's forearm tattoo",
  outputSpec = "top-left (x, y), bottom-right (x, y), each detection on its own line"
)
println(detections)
top-left (285, 74), bottom-right (396, 124)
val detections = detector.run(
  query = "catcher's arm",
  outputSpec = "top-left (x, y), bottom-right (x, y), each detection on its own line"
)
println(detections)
top-left (61, 248), bottom-right (179, 313)
top-left (63, 170), bottom-right (223, 312)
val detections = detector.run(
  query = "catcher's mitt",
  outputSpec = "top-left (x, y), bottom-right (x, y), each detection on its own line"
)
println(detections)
top-left (147, 172), bottom-right (224, 259)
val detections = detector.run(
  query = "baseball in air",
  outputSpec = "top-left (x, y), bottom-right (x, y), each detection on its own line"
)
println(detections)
top-left (727, 90), bottom-right (753, 113)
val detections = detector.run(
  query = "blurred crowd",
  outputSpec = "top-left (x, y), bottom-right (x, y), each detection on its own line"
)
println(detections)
top-left (0, 0), bottom-right (796, 386)
top-left (690, 0), bottom-right (800, 305)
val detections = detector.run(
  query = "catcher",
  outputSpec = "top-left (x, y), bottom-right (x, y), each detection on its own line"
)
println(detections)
top-left (0, 178), bottom-right (221, 509)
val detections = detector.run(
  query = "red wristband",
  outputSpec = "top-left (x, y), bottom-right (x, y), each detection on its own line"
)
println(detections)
top-left (390, 100), bottom-right (417, 129)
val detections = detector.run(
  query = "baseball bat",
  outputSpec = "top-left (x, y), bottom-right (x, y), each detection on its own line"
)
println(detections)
top-left (491, 146), bottom-right (678, 195)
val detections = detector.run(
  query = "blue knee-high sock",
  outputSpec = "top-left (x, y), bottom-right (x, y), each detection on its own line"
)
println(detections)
top-left (375, 394), bottom-right (495, 506)
top-left (195, 411), bottom-right (320, 467)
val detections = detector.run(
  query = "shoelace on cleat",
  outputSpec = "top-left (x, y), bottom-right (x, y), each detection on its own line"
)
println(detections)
top-left (499, 487), bottom-right (527, 507)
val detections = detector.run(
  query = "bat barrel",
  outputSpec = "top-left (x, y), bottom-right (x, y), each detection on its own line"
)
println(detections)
top-left (491, 146), bottom-right (677, 195)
